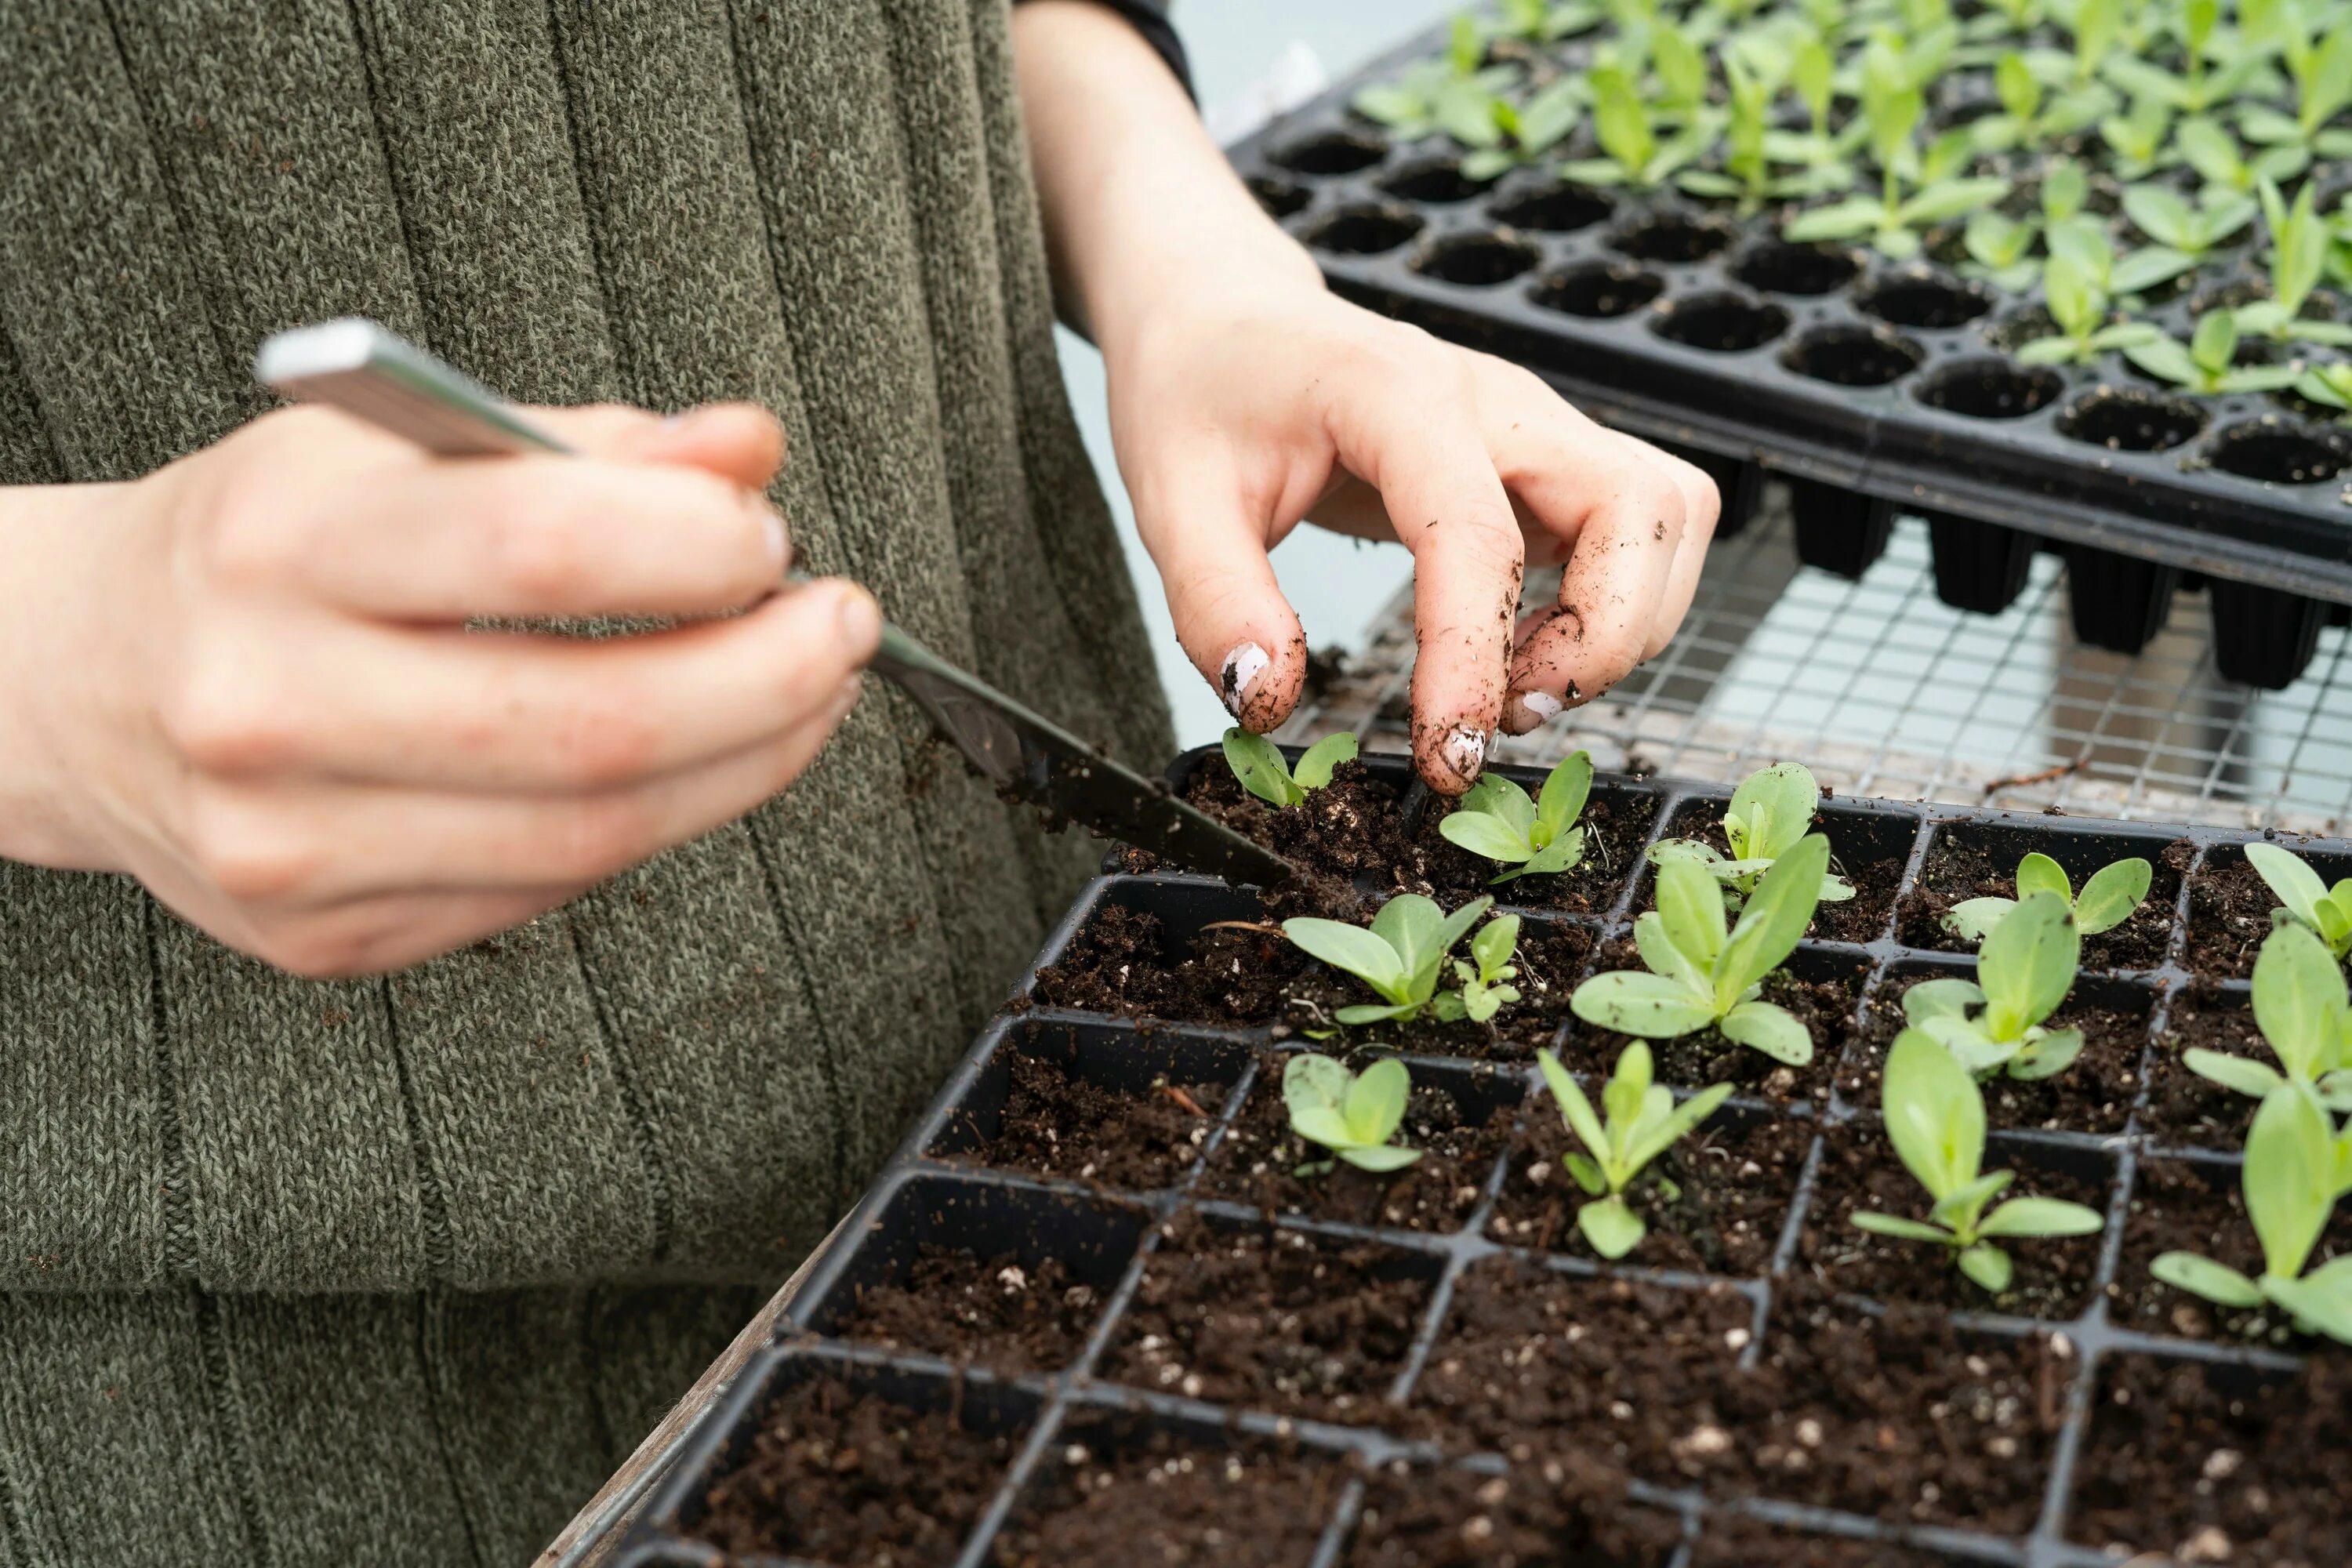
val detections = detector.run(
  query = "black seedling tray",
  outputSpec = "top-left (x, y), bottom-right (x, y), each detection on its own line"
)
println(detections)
top-left (1224, 17), bottom-right (2352, 689)
top-left (612, 747), bottom-right (2351, 1566)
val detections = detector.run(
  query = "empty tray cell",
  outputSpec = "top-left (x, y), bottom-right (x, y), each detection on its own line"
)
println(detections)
top-left (1530, 260), bottom-right (1665, 318)
top-left (1727, 238), bottom-right (1861, 296)
top-left (1025, 876), bottom-right (1305, 1028)
top-left (1798, 1126), bottom-right (2115, 1319)
top-left (2185, 838), bottom-right (2352, 980)
top-left (1650, 289), bottom-right (1791, 353)
top-left (2054, 386), bottom-right (2205, 452)
top-left (1914, 357), bottom-right (2063, 419)
top-left (1846, 960), bottom-right (2157, 1136)
top-left (2208, 579), bottom-right (2328, 691)
top-left (1411, 774), bottom-right (1665, 915)
top-left (2140, 987), bottom-right (2262, 1149)
top-left (1299, 202), bottom-right (1425, 256)
top-left (1787, 480), bottom-right (1895, 578)
top-left (1198, 1053), bottom-right (1523, 1230)
top-left (2063, 546), bottom-right (2177, 655)
top-left (1489, 1096), bottom-right (1812, 1275)
top-left (1896, 817), bottom-right (2186, 971)
top-left (2067, 1355), bottom-right (2352, 1564)
top-left (925, 1017), bottom-right (1247, 1190)
top-left (1606, 211), bottom-right (1736, 263)
top-left (2110, 1152), bottom-right (2352, 1347)
top-left (1924, 511), bottom-right (2034, 615)
top-left (795, 1174), bottom-right (1146, 1374)
top-left (1268, 127), bottom-right (1386, 176)
top-left (1853, 270), bottom-right (1994, 329)
top-left (1411, 230), bottom-right (1540, 287)
top-left (1347, 1462), bottom-right (1685, 1566)
top-left (993, 1406), bottom-right (1346, 1567)
top-left (1102, 1209), bottom-right (1442, 1423)
top-left (1778, 322), bottom-right (1923, 385)
top-left (1485, 180), bottom-right (1614, 233)
top-left (660, 1349), bottom-right (1035, 1565)
top-left (1376, 155), bottom-right (1490, 205)
top-left (2205, 418), bottom-right (2352, 485)
top-left (1248, 175), bottom-right (1310, 220)
top-left (1644, 792), bottom-right (1919, 946)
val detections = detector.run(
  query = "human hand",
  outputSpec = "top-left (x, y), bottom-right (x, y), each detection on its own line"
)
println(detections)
top-left (1104, 285), bottom-right (1715, 794)
top-left (0, 402), bottom-right (877, 977)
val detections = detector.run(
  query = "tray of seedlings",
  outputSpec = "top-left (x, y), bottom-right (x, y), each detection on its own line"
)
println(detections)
top-left (1225, 0), bottom-right (2352, 687)
top-left (612, 741), bottom-right (2352, 1566)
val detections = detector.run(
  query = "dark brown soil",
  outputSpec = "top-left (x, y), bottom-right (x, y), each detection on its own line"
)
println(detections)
top-left (2140, 992), bottom-right (2263, 1148)
top-left (2184, 851), bottom-right (2288, 979)
top-left (694, 1375), bottom-right (1021, 1565)
top-left (1841, 990), bottom-right (2150, 1134)
top-left (1198, 1068), bottom-right (1515, 1231)
top-left (1545, 942), bottom-right (1864, 1102)
top-left (1689, 1519), bottom-right (1964, 1566)
top-left (989, 1416), bottom-right (1344, 1567)
top-left (1486, 1111), bottom-right (1811, 1276)
top-left (953, 1047), bottom-right (1221, 1189)
top-left (1652, 803), bottom-right (1906, 946)
top-left (2067, 1354), bottom-right (2352, 1564)
top-left (1797, 1128), bottom-right (2108, 1319)
top-left (1028, 903), bottom-right (1595, 1060)
top-left (833, 1246), bottom-right (1102, 1374)
top-left (1103, 1211), bottom-right (1433, 1423)
top-left (1410, 788), bottom-right (1660, 913)
top-left (1177, 759), bottom-right (1417, 881)
top-left (2108, 1156), bottom-right (2352, 1346)
top-left (1896, 837), bottom-right (2185, 971)
top-left (1346, 1461), bottom-right (1683, 1567)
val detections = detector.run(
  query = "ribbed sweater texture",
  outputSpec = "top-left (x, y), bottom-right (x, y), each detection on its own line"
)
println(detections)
top-left (0, 3), bottom-right (1171, 1562)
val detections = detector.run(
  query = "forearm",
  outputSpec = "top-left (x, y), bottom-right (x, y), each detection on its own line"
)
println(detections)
top-left (1011, 0), bottom-right (1323, 361)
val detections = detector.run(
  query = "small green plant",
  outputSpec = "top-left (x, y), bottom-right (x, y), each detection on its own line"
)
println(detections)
top-left (2176, 114), bottom-right (2309, 200)
top-left (1762, 33), bottom-right (1864, 182)
top-left (2102, 0), bottom-right (2277, 113)
top-left (1282, 894), bottom-right (1496, 1025)
top-left (1942, 851), bottom-right (2152, 944)
top-left (1900, 890), bottom-right (2085, 1079)
top-left (2236, 0), bottom-right (2352, 159)
top-left (1970, 50), bottom-right (2113, 153)
top-left (1851, 1028), bottom-right (2106, 1292)
top-left (1221, 730), bottom-right (1357, 809)
top-left (2151, 1083), bottom-right (2352, 1342)
top-left (1534, 1041), bottom-right (1735, 1258)
top-left (2014, 252), bottom-right (2163, 365)
top-left (2096, 95), bottom-right (2176, 180)
top-left (1679, 50), bottom-right (1824, 209)
top-left (1433, 913), bottom-right (1524, 1024)
top-left (1439, 750), bottom-right (1594, 884)
top-left (2184, 921), bottom-right (2352, 1109)
top-left (2237, 180), bottom-right (2352, 347)
top-left (2122, 309), bottom-right (2304, 394)
top-left (1351, 18), bottom-right (1519, 143)
top-left (1571, 835), bottom-right (1830, 1065)
top-left (1460, 78), bottom-right (1588, 180)
top-left (1559, 61), bottom-right (1717, 187)
top-left (2119, 183), bottom-right (2256, 263)
top-left (1494, 0), bottom-right (1607, 42)
top-left (2293, 361), bottom-right (2352, 419)
top-left (1283, 1054), bottom-right (1423, 1175)
top-left (1960, 161), bottom-right (2089, 292)
top-left (1649, 761), bottom-right (1856, 907)
top-left (2244, 841), bottom-right (2352, 959)
top-left (1785, 39), bottom-right (2007, 257)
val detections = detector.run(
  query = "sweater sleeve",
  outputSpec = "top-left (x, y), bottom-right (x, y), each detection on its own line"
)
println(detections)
top-left (1015, 0), bottom-right (1195, 102)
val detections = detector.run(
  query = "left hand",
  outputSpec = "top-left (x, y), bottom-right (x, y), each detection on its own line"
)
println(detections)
top-left (1103, 282), bottom-right (1717, 795)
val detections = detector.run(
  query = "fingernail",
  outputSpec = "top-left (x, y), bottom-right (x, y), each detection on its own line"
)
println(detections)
top-left (758, 506), bottom-right (788, 568)
top-left (837, 586), bottom-right (882, 655)
top-left (1519, 690), bottom-right (1563, 726)
top-left (829, 673), bottom-right (865, 720)
top-left (1443, 724), bottom-right (1487, 786)
top-left (1219, 642), bottom-right (1270, 719)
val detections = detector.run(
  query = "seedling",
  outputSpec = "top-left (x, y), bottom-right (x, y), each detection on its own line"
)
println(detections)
top-left (1352, 20), bottom-right (1519, 144)
top-left (1784, 40), bottom-right (2007, 256)
top-left (1222, 729), bottom-right (1358, 809)
top-left (1900, 890), bottom-right (2085, 1079)
top-left (2176, 114), bottom-right (2308, 198)
top-left (1534, 1041), bottom-right (1735, 1257)
top-left (1942, 851), bottom-right (2152, 944)
top-left (2237, 0), bottom-right (2352, 159)
top-left (1851, 1028), bottom-right (2105, 1292)
top-left (2119, 183), bottom-right (2256, 262)
top-left (2243, 841), bottom-right (2352, 959)
top-left (1970, 50), bottom-right (2113, 153)
top-left (2096, 95), bottom-right (2176, 180)
top-left (1439, 750), bottom-right (1594, 884)
top-left (1570, 835), bottom-right (1831, 1065)
top-left (1960, 161), bottom-right (2089, 292)
top-left (2122, 309), bottom-right (2303, 394)
top-left (2014, 252), bottom-right (2162, 364)
top-left (2237, 180), bottom-right (2352, 347)
top-left (2102, 0), bottom-right (2277, 113)
top-left (1494, 0), bottom-right (1606, 42)
top-left (1679, 51), bottom-right (1825, 208)
top-left (1283, 895), bottom-right (1495, 1025)
top-left (1762, 33), bottom-right (1864, 181)
top-left (2294, 362), bottom-right (2352, 419)
top-left (1433, 913), bottom-right (1524, 1024)
top-left (1461, 78), bottom-right (1587, 180)
top-left (2151, 1084), bottom-right (2352, 1343)
top-left (1649, 761), bottom-right (1856, 908)
top-left (1559, 62), bottom-right (1717, 187)
top-left (2184, 921), bottom-right (2352, 1109)
top-left (1283, 1054), bottom-right (1423, 1176)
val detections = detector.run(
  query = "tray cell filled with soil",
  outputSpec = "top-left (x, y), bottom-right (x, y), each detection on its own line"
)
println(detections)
top-left (1198, 1052), bottom-right (1523, 1231)
top-left (1101, 1208), bottom-right (1442, 1424)
top-left (1842, 960), bottom-right (2156, 1136)
top-left (794, 1175), bottom-right (1146, 1374)
top-left (1487, 1098), bottom-right (1813, 1276)
top-left (2184, 837), bottom-right (2352, 979)
top-left (1411, 776), bottom-right (1668, 914)
top-left (1894, 818), bottom-right (2187, 971)
top-left (1345, 1461), bottom-right (1685, 1567)
top-left (1640, 792), bottom-right (1921, 946)
top-left (2107, 1152), bottom-right (2352, 1348)
top-left (2138, 988), bottom-right (2263, 1149)
top-left (924, 1016), bottom-right (1247, 1191)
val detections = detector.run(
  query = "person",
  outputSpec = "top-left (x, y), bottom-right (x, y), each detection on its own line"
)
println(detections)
top-left (0, 3), bottom-right (1714, 1563)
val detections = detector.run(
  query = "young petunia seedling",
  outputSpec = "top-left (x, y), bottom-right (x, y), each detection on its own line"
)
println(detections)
top-left (1282, 895), bottom-right (1495, 1025)
top-left (1439, 751), bottom-right (1595, 885)
top-left (2152, 1083), bottom-right (2352, 1343)
top-left (1535, 1041), bottom-right (1734, 1258)
top-left (1221, 729), bottom-right (1358, 809)
top-left (2123, 308), bottom-right (2307, 396)
top-left (1282, 1054), bottom-right (1423, 1176)
top-left (1900, 891), bottom-right (2084, 1080)
top-left (1649, 761), bottom-right (1854, 909)
top-left (1432, 913), bottom-right (1522, 1024)
top-left (1570, 835), bottom-right (1831, 1066)
top-left (1851, 1029), bottom-right (2105, 1293)
top-left (2243, 841), bottom-right (2352, 960)
top-left (2184, 920), bottom-right (2352, 1110)
top-left (1942, 851), bottom-right (2151, 945)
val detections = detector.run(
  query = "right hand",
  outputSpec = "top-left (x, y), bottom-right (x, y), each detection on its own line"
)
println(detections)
top-left (0, 401), bottom-right (878, 978)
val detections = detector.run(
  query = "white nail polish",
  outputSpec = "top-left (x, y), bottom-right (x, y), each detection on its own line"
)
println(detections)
top-left (1519, 691), bottom-right (1563, 724)
top-left (1443, 725), bottom-right (1487, 783)
top-left (1219, 642), bottom-right (1270, 717)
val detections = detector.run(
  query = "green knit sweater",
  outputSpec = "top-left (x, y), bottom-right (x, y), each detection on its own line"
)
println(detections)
top-left (0, 3), bottom-right (1171, 1563)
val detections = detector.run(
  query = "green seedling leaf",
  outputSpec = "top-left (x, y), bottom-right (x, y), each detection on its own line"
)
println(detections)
top-left (1283, 1053), bottom-right (1425, 1173)
top-left (2245, 842), bottom-right (2352, 957)
top-left (1441, 753), bottom-right (1595, 883)
top-left (2151, 1250), bottom-right (2267, 1306)
top-left (1223, 728), bottom-right (1305, 807)
top-left (1537, 1042), bottom-right (1733, 1259)
top-left (1979, 891), bottom-right (2081, 1041)
top-left (1651, 762), bottom-right (1853, 906)
top-left (1283, 894), bottom-right (1494, 1024)
top-left (2162, 1082), bottom-right (2352, 1343)
top-left (1292, 732), bottom-right (1359, 791)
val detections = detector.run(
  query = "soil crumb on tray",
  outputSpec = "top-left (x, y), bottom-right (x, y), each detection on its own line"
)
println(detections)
top-left (2108, 1156), bottom-right (2352, 1347)
top-left (1104, 1210), bottom-right (1432, 1423)
top-left (1841, 989), bottom-right (2149, 1135)
top-left (989, 1416), bottom-right (1343, 1567)
top-left (1346, 1461), bottom-right (1682, 1567)
top-left (953, 1047), bottom-right (1221, 1189)
top-left (833, 1244), bottom-right (1102, 1374)
top-left (1897, 836), bottom-right (2186, 971)
top-left (2068, 1354), bottom-right (2352, 1565)
top-left (1199, 1061), bottom-right (1517, 1230)
top-left (692, 1375), bottom-right (1019, 1565)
